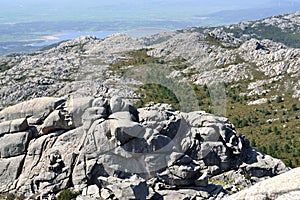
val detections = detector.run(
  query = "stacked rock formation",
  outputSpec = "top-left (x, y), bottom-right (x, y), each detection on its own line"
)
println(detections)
top-left (0, 96), bottom-right (287, 199)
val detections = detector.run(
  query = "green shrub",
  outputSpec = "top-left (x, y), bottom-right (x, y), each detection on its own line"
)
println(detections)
top-left (244, 173), bottom-right (251, 180)
top-left (57, 189), bottom-right (80, 200)
top-left (0, 63), bottom-right (11, 72)
top-left (251, 139), bottom-right (257, 147)
top-left (135, 83), bottom-right (180, 110)
top-left (274, 126), bottom-right (281, 135)
top-left (276, 96), bottom-right (284, 103)
top-left (291, 104), bottom-right (298, 111)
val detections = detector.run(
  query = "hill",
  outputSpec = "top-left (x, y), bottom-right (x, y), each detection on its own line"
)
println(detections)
top-left (0, 11), bottom-right (299, 171)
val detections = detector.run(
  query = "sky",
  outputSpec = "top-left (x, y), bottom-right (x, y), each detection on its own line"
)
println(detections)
top-left (1, 0), bottom-right (297, 23)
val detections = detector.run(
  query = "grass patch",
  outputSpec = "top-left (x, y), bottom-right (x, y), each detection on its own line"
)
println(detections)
top-left (110, 48), bottom-right (165, 75)
top-left (209, 179), bottom-right (228, 187)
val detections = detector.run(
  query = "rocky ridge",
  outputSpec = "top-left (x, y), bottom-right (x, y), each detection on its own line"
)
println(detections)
top-left (0, 13), bottom-right (299, 108)
top-left (0, 96), bottom-right (287, 199)
top-left (0, 34), bottom-right (145, 107)
top-left (0, 11), bottom-right (299, 199)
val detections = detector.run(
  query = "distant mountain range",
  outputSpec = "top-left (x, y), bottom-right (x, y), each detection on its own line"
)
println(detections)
top-left (0, 0), bottom-right (300, 55)
top-left (199, 2), bottom-right (300, 25)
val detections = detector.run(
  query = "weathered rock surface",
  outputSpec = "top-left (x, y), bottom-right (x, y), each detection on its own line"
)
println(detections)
top-left (0, 96), bottom-right (289, 199)
top-left (0, 131), bottom-right (33, 158)
top-left (0, 118), bottom-right (28, 135)
top-left (0, 97), bottom-right (65, 122)
top-left (225, 167), bottom-right (300, 200)
top-left (0, 155), bottom-right (25, 193)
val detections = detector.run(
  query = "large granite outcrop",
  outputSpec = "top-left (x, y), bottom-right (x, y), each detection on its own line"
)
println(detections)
top-left (0, 96), bottom-right (288, 199)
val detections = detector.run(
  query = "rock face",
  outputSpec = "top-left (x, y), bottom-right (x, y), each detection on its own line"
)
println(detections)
top-left (225, 167), bottom-right (300, 200)
top-left (0, 96), bottom-right (287, 199)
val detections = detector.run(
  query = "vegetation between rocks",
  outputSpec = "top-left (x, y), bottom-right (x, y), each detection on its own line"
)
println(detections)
top-left (110, 47), bottom-right (300, 168)
top-left (57, 189), bottom-right (80, 200)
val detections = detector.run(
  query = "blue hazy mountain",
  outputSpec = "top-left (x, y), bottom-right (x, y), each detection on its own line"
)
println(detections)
top-left (1, 0), bottom-right (296, 23)
top-left (0, 0), bottom-right (299, 55)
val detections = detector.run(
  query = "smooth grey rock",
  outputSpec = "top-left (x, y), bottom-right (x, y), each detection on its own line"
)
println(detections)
top-left (40, 110), bottom-right (72, 135)
top-left (83, 119), bottom-right (115, 154)
top-left (0, 97), bottom-right (65, 122)
top-left (168, 152), bottom-right (186, 166)
top-left (158, 163), bottom-right (202, 186)
top-left (0, 131), bottom-right (33, 158)
top-left (110, 96), bottom-right (139, 122)
top-left (240, 150), bottom-right (287, 178)
top-left (210, 170), bottom-right (252, 191)
top-left (0, 155), bottom-right (25, 192)
top-left (156, 185), bottom-right (228, 200)
top-left (65, 96), bottom-right (94, 128)
top-left (0, 120), bottom-right (10, 135)
top-left (147, 134), bottom-right (173, 152)
top-left (138, 108), bottom-right (170, 125)
top-left (99, 175), bottom-right (149, 200)
top-left (82, 107), bottom-right (107, 130)
top-left (0, 118), bottom-right (28, 135)
top-left (9, 118), bottom-right (29, 133)
top-left (144, 153), bottom-right (169, 174)
top-left (110, 96), bottom-right (128, 113)
top-left (225, 167), bottom-right (300, 200)
top-left (92, 97), bottom-right (108, 108)
top-left (109, 112), bottom-right (145, 145)
top-left (82, 185), bottom-right (100, 198)
top-left (157, 190), bottom-right (194, 200)
top-left (192, 127), bottom-right (220, 142)
top-left (100, 188), bottom-right (113, 199)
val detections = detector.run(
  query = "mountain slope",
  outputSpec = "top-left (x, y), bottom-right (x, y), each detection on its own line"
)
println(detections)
top-left (0, 12), bottom-right (299, 168)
